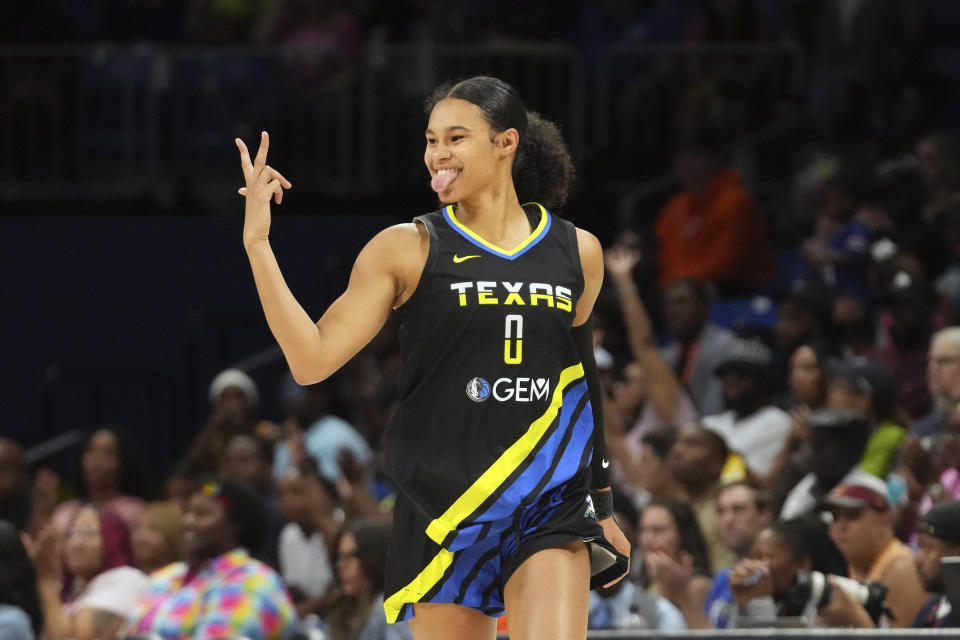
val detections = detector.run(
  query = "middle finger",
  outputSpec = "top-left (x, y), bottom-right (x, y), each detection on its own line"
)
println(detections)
top-left (253, 131), bottom-right (270, 176)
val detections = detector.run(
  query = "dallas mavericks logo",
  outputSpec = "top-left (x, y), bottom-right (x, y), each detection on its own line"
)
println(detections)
top-left (465, 377), bottom-right (491, 402)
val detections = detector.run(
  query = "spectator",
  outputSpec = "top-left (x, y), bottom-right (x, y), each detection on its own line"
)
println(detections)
top-left (767, 341), bottom-right (833, 512)
top-left (606, 246), bottom-right (699, 435)
top-left (611, 428), bottom-right (684, 505)
top-left (912, 500), bottom-right (960, 627)
top-left (788, 341), bottom-right (832, 412)
top-left (916, 132), bottom-right (960, 224)
top-left (728, 515), bottom-right (847, 626)
top-left (913, 327), bottom-right (960, 438)
top-left (639, 497), bottom-right (713, 629)
top-left (128, 477), bottom-right (295, 640)
top-left (276, 460), bottom-right (339, 619)
top-left (222, 432), bottom-right (285, 568)
top-left (780, 409), bottom-right (871, 519)
top-left (900, 415), bottom-right (960, 543)
top-left (668, 427), bottom-right (734, 573)
top-left (163, 459), bottom-right (193, 514)
top-left (654, 134), bottom-right (775, 292)
top-left (826, 356), bottom-right (906, 479)
top-left (49, 427), bottom-right (148, 535)
top-left (866, 272), bottom-right (936, 420)
top-left (774, 283), bottom-right (834, 356)
top-left (801, 168), bottom-right (872, 302)
top-left (704, 481), bottom-right (774, 628)
top-left (0, 520), bottom-right (41, 640)
top-left (702, 338), bottom-right (791, 481)
top-left (273, 374), bottom-right (373, 485)
top-left (187, 369), bottom-right (261, 473)
top-left (660, 278), bottom-right (736, 416)
top-left (0, 439), bottom-right (30, 531)
top-left (254, 0), bottom-right (362, 89)
top-left (821, 474), bottom-right (929, 628)
top-left (32, 504), bottom-right (148, 640)
top-left (589, 495), bottom-right (686, 631)
top-left (132, 502), bottom-right (185, 575)
top-left (325, 519), bottom-right (413, 640)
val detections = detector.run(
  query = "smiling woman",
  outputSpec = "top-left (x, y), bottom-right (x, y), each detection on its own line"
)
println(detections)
top-left (234, 74), bottom-right (630, 640)
top-left (127, 478), bottom-right (295, 640)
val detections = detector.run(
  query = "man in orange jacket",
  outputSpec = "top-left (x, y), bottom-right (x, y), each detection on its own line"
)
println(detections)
top-left (655, 138), bottom-right (775, 292)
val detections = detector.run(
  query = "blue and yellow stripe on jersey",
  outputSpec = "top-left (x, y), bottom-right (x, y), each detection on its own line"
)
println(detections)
top-left (384, 362), bottom-right (593, 622)
top-left (442, 203), bottom-right (552, 260)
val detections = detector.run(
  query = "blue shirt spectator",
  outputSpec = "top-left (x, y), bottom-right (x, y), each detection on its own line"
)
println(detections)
top-left (588, 581), bottom-right (687, 631)
top-left (704, 566), bottom-right (735, 628)
top-left (274, 415), bottom-right (372, 483)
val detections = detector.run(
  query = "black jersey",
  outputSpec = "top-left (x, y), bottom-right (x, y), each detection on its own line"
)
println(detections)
top-left (386, 203), bottom-right (596, 552)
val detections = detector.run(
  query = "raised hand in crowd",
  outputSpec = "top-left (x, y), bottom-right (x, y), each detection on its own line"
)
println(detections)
top-left (27, 467), bottom-right (60, 536)
top-left (645, 550), bottom-right (711, 629)
top-left (283, 419), bottom-right (309, 468)
top-left (336, 449), bottom-right (386, 522)
top-left (603, 245), bottom-right (686, 425)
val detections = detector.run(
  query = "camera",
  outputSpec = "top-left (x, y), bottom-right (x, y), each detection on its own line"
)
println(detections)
top-left (784, 570), bottom-right (890, 624)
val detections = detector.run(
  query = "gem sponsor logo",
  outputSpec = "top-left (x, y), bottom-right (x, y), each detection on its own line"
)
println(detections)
top-left (465, 376), bottom-right (550, 402)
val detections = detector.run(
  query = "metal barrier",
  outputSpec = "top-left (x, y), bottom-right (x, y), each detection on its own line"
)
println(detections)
top-left (0, 42), bottom-right (800, 207)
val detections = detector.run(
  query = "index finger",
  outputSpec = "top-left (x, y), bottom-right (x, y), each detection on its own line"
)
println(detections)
top-left (236, 138), bottom-right (253, 179)
top-left (253, 131), bottom-right (269, 176)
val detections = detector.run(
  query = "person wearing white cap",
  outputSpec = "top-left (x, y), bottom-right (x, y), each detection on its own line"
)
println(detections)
top-left (186, 368), bottom-right (261, 472)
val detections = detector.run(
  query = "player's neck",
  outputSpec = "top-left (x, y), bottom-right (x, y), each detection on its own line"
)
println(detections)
top-left (454, 181), bottom-right (531, 246)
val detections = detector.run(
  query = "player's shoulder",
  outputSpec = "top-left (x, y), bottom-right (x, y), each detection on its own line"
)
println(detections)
top-left (360, 222), bottom-right (427, 261)
top-left (573, 227), bottom-right (602, 262)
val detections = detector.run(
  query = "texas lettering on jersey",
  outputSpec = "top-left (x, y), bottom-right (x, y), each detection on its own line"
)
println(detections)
top-left (449, 281), bottom-right (574, 312)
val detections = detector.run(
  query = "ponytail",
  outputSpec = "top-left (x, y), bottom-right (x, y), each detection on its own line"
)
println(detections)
top-left (513, 111), bottom-right (574, 211)
top-left (425, 76), bottom-right (575, 211)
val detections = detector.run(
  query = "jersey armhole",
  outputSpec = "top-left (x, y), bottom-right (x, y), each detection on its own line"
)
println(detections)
top-left (563, 219), bottom-right (586, 299)
top-left (395, 213), bottom-right (439, 311)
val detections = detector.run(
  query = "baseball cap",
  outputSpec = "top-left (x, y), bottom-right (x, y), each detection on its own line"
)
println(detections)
top-left (806, 408), bottom-right (869, 432)
top-left (918, 500), bottom-right (960, 544)
top-left (715, 337), bottom-right (772, 376)
top-left (822, 470), bottom-right (891, 512)
top-left (827, 356), bottom-right (895, 405)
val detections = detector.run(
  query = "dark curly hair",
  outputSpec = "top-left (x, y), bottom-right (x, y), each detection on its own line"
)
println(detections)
top-left (74, 425), bottom-right (152, 501)
top-left (643, 496), bottom-right (712, 578)
top-left (424, 76), bottom-right (575, 211)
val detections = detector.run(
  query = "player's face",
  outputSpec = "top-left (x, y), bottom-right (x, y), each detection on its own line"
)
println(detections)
top-left (424, 98), bottom-right (501, 204)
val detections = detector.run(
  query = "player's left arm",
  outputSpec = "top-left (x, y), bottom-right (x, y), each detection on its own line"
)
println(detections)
top-left (573, 228), bottom-right (631, 585)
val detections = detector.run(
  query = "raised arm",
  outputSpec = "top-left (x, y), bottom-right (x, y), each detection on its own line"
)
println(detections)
top-left (237, 132), bottom-right (425, 384)
top-left (604, 245), bottom-right (684, 424)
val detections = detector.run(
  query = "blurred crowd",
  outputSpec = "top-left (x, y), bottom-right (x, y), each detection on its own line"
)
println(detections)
top-left (5, 120), bottom-right (960, 637)
top-left (4, 0), bottom-right (960, 638)
top-left (0, 0), bottom-right (826, 47)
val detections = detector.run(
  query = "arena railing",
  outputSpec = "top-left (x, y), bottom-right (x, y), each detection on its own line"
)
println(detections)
top-left (0, 42), bottom-right (799, 207)
top-left (121, 629), bottom-right (959, 639)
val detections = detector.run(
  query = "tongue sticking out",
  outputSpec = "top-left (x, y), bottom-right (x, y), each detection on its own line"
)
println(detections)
top-left (431, 171), bottom-right (458, 193)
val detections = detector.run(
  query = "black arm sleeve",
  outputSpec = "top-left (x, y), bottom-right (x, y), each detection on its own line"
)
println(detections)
top-left (571, 315), bottom-right (610, 491)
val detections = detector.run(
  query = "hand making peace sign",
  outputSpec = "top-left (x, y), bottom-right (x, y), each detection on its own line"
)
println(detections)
top-left (236, 131), bottom-right (293, 248)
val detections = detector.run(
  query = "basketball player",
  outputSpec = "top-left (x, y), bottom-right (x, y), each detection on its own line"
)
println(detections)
top-left (236, 76), bottom-right (630, 640)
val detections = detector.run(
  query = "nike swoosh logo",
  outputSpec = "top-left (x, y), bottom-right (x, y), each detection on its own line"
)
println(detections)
top-left (602, 458), bottom-right (610, 469)
top-left (453, 254), bottom-right (481, 263)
